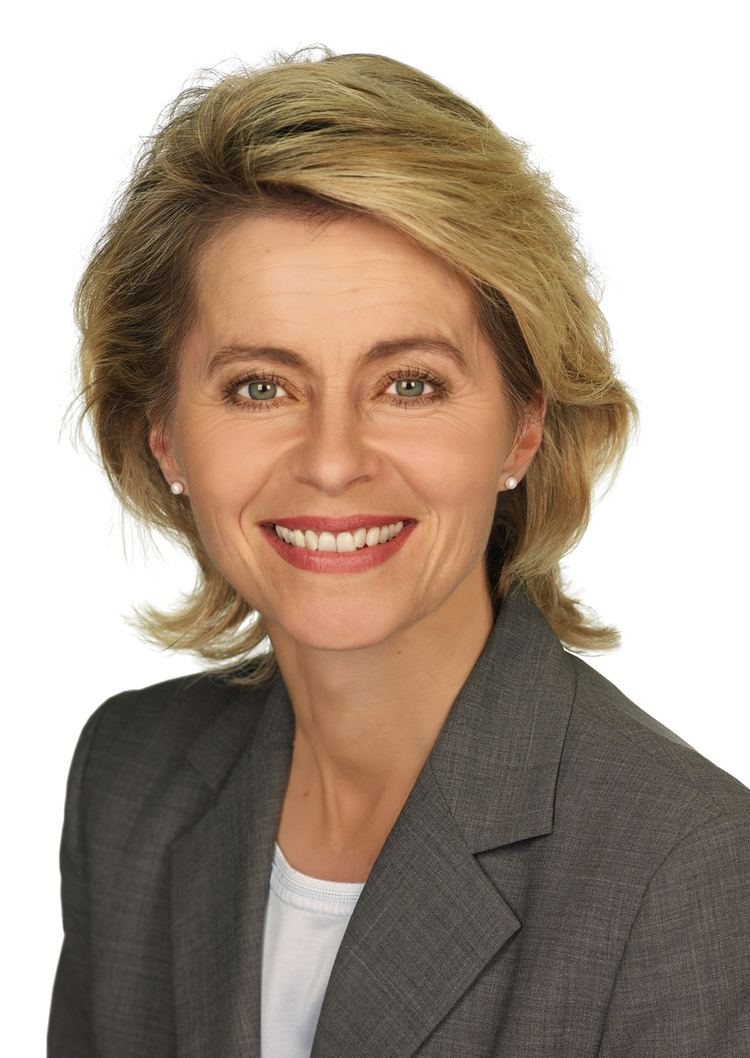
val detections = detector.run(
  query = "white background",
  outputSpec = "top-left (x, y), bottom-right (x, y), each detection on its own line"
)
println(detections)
top-left (3, 0), bottom-right (748, 1048)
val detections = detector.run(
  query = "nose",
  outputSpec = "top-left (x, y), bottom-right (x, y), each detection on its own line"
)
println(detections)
top-left (287, 397), bottom-right (379, 494)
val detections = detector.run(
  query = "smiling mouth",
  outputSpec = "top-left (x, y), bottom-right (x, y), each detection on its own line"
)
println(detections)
top-left (259, 518), bottom-right (418, 571)
top-left (267, 519), bottom-right (413, 553)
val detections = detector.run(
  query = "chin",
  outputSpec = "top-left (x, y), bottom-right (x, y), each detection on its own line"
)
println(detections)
top-left (272, 602), bottom-right (406, 653)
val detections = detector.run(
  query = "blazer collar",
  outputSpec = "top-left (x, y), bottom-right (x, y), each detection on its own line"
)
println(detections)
top-left (169, 583), bottom-right (577, 1057)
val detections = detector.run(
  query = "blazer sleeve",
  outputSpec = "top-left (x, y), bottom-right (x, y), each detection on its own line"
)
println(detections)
top-left (47, 702), bottom-right (108, 1058)
top-left (597, 810), bottom-right (750, 1057)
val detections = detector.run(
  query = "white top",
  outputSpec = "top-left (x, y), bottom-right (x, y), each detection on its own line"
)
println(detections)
top-left (260, 840), bottom-right (366, 1058)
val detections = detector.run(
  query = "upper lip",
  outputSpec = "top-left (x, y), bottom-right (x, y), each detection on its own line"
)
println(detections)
top-left (259, 515), bottom-right (417, 533)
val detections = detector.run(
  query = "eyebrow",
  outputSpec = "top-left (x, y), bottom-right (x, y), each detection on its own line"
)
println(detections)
top-left (204, 335), bottom-right (470, 379)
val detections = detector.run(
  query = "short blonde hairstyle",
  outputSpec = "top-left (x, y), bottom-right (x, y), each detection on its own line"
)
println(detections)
top-left (69, 44), bottom-right (639, 688)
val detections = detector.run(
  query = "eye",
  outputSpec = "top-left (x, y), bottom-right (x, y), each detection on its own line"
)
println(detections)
top-left (231, 374), bottom-right (289, 405)
top-left (378, 366), bottom-right (449, 407)
top-left (384, 376), bottom-right (435, 400)
top-left (221, 364), bottom-right (450, 411)
top-left (221, 371), bottom-right (291, 409)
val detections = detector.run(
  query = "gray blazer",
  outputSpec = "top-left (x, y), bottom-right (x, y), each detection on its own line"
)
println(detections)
top-left (48, 585), bottom-right (750, 1056)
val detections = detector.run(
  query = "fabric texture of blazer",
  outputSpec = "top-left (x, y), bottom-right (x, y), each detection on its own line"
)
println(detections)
top-left (47, 584), bottom-right (750, 1057)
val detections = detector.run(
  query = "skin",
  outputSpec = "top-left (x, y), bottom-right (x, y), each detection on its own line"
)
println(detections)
top-left (150, 212), bottom-right (545, 879)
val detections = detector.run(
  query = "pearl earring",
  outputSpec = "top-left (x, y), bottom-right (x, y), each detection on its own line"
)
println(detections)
top-left (505, 475), bottom-right (518, 490)
top-left (170, 480), bottom-right (185, 495)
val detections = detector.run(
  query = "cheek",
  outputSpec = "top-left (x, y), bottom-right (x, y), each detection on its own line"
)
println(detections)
top-left (178, 411), bottom-right (265, 496)
top-left (392, 416), bottom-right (503, 516)
top-left (174, 414), bottom-right (272, 560)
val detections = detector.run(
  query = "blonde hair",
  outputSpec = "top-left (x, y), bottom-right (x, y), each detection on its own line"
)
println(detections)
top-left (68, 44), bottom-right (639, 688)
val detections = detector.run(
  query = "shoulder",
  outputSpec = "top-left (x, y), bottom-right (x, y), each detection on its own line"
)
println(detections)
top-left (65, 663), bottom-right (274, 805)
top-left (561, 650), bottom-right (750, 848)
top-left (573, 654), bottom-right (750, 1051)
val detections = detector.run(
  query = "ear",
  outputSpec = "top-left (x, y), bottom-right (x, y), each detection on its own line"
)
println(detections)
top-left (497, 389), bottom-right (547, 491)
top-left (147, 413), bottom-right (185, 490)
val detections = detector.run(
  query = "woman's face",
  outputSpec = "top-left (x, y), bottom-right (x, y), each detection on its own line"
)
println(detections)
top-left (150, 212), bottom-right (543, 650)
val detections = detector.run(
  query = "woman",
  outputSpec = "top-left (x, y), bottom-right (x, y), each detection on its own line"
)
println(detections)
top-left (48, 45), bottom-right (749, 1058)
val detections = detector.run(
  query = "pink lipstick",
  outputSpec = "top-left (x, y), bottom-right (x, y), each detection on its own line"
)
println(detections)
top-left (259, 519), bottom-right (418, 574)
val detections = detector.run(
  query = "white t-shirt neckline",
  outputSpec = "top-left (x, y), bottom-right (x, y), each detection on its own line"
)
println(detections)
top-left (270, 840), bottom-right (365, 917)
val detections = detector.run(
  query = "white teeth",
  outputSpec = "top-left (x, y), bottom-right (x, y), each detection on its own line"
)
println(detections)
top-left (274, 521), bottom-right (406, 552)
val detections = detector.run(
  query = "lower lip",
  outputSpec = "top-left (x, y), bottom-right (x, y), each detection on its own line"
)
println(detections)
top-left (260, 522), bottom-right (418, 573)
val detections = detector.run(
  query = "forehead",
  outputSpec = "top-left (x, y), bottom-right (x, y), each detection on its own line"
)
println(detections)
top-left (193, 212), bottom-right (477, 333)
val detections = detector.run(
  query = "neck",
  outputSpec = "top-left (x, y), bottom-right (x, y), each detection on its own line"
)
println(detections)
top-left (265, 564), bottom-right (497, 849)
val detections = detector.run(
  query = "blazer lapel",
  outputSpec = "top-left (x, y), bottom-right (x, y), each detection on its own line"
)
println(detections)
top-left (309, 585), bottom-right (577, 1056)
top-left (169, 583), bottom-right (576, 1058)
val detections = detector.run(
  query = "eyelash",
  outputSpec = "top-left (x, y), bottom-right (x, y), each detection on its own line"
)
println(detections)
top-left (220, 365), bottom-right (450, 412)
